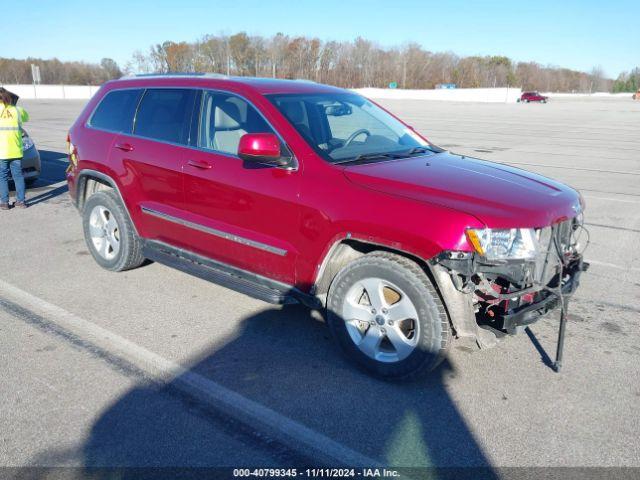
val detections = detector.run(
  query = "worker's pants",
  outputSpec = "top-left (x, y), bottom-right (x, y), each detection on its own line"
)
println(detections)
top-left (0, 158), bottom-right (25, 204)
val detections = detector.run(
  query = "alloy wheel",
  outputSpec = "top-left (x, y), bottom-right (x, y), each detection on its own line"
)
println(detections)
top-left (342, 277), bottom-right (420, 363)
top-left (89, 205), bottom-right (121, 260)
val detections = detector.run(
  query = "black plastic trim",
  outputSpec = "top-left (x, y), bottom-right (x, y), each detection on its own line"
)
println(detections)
top-left (142, 240), bottom-right (321, 308)
top-left (499, 258), bottom-right (587, 331)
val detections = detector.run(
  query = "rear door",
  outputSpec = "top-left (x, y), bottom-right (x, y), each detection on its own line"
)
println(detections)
top-left (110, 88), bottom-right (197, 248)
top-left (181, 90), bottom-right (301, 284)
top-left (83, 88), bottom-right (143, 187)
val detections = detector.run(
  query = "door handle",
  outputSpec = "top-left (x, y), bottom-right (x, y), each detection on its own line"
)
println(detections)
top-left (187, 159), bottom-right (212, 169)
top-left (114, 142), bottom-right (134, 152)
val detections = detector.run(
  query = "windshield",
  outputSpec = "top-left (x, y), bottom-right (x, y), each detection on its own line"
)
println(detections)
top-left (267, 93), bottom-right (436, 163)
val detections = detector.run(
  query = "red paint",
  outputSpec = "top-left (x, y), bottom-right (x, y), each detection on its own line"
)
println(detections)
top-left (67, 76), bottom-right (582, 292)
top-left (238, 133), bottom-right (281, 160)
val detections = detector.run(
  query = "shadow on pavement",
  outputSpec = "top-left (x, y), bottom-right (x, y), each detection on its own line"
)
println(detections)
top-left (525, 326), bottom-right (555, 370)
top-left (23, 303), bottom-right (498, 478)
top-left (26, 150), bottom-right (69, 206)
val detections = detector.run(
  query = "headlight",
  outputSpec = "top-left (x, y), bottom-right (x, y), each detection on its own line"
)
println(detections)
top-left (466, 228), bottom-right (538, 261)
top-left (22, 133), bottom-right (34, 150)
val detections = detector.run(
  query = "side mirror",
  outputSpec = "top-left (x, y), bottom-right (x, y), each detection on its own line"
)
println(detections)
top-left (238, 133), bottom-right (287, 166)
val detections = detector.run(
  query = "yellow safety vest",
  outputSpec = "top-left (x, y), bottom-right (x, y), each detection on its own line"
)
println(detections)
top-left (0, 103), bottom-right (29, 160)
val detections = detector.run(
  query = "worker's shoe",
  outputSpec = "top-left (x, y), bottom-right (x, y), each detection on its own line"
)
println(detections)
top-left (14, 201), bottom-right (28, 209)
top-left (0, 202), bottom-right (9, 211)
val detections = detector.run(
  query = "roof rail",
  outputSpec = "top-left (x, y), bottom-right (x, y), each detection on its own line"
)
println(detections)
top-left (119, 72), bottom-right (228, 79)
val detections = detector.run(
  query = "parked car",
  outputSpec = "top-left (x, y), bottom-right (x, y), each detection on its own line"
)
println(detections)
top-left (633, 89), bottom-right (640, 100)
top-left (19, 129), bottom-right (41, 186)
top-left (66, 75), bottom-right (587, 379)
top-left (518, 91), bottom-right (548, 103)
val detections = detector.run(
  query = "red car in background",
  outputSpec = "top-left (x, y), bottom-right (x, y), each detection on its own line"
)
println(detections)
top-left (518, 91), bottom-right (548, 103)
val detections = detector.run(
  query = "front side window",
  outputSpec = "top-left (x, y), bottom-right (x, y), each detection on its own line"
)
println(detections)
top-left (268, 93), bottom-right (434, 163)
top-left (134, 88), bottom-right (195, 144)
top-left (197, 91), bottom-right (280, 156)
top-left (89, 89), bottom-right (143, 133)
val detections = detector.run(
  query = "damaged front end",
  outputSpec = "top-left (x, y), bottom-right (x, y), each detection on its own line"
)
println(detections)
top-left (431, 215), bottom-right (589, 349)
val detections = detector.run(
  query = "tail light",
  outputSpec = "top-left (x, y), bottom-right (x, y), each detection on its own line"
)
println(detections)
top-left (67, 133), bottom-right (78, 166)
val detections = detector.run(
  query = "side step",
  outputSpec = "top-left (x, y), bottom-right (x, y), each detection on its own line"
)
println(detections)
top-left (142, 240), bottom-right (299, 305)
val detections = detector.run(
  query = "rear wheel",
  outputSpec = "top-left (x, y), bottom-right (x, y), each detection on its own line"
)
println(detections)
top-left (82, 190), bottom-right (145, 271)
top-left (326, 252), bottom-right (451, 380)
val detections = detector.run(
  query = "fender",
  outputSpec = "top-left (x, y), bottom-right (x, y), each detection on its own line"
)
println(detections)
top-left (310, 232), bottom-right (443, 297)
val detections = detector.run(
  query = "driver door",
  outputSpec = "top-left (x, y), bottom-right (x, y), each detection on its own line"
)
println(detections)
top-left (181, 90), bottom-right (301, 285)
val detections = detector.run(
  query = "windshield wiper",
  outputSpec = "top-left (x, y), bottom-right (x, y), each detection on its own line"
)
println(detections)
top-left (403, 146), bottom-right (433, 155)
top-left (333, 152), bottom-right (399, 164)
top-left (333, 146), bottom-right (436, 165)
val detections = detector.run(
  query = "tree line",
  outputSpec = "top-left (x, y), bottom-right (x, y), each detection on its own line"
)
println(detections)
top-left (129, 33), bottom-right (616, 92)
top-left (612, 68), bottom-right (640, 93)
top-left (0, 57), bottom-right (122, 85)
top-left (2, 32), bottom-right (638, 93)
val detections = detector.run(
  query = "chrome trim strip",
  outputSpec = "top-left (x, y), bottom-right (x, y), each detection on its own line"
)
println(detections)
top-left (141, 206), bottom-right (287, 257)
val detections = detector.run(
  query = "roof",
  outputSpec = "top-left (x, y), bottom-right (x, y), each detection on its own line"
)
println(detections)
top-left (111, 74), bottom-right (346, 96)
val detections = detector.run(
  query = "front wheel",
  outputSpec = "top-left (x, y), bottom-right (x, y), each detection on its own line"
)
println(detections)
top-left (326, 252), bottom-right (451, 380)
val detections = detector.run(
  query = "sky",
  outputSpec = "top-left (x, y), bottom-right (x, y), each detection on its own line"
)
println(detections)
top-left (2, 0), bottom-right (638, 78)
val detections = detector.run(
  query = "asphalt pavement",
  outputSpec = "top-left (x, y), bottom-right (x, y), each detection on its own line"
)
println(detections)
top-left (0, 97), bottom-right (638, 473)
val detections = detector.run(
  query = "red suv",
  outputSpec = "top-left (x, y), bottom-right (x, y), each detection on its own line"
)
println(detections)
top-left (518, 91), bottom-right (549, 103)
top-left (66, 75), bottom-right (587, 379)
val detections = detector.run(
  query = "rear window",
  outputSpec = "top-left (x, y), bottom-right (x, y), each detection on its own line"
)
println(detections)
top-left (89, 89), bottom-right (143, 133)
top-left (133, 88), bottom-right (195, 144)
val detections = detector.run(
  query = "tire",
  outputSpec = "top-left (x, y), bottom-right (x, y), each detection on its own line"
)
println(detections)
top-left (326, 251), bottom-right (451, 380)
top-left (525, 99), bottom-right (530, 103)
top-left (82, 190), bottom-right (145, 272)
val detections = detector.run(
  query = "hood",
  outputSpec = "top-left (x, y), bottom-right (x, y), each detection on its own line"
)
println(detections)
top-left (342, 152), bottom-right (582, 229)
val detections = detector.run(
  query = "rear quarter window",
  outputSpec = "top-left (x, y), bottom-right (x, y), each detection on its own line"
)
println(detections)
top-left (89, 89), bottom-right (143, 133)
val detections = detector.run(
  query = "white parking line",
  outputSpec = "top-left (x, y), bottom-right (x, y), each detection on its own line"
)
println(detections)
top-left (582, 195), bottom-right (640, 205)
top-left (587, 260), bottom-right (640, 273)
top-left (0, 279), bottom-right (381, 467)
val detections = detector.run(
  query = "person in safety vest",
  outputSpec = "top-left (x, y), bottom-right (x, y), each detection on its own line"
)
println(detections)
top-left (0, 87), bottom-right (30, 210)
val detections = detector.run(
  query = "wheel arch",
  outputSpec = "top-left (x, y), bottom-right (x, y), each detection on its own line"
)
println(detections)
top-left (312, 237), bottom-right (489, 347)
top-left (76, 169), bottom-right (139, 236)
top-left (313, 237), bottom-right (440, 298)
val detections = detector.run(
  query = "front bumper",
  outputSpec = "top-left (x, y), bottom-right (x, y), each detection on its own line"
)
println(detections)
top-left (7, 147), bottom-right (41, 180)
top-left (21, 146), bottom-right (41, 179)
top-left (497, 257), bottom-right (588, 332)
